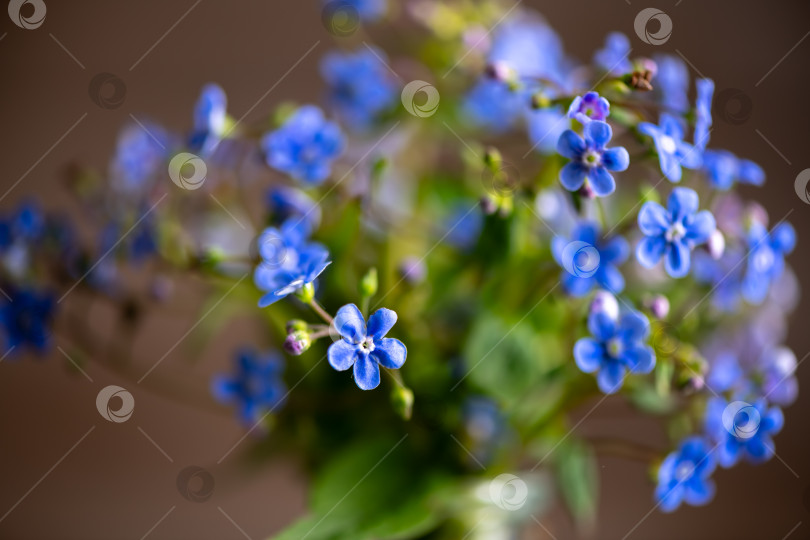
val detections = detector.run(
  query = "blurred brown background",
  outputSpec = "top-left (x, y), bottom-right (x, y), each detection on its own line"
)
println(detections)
top-left (1, 1), bottom-right (809, 538)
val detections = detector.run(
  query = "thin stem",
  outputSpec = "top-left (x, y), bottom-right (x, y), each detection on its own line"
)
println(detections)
top-left (309, 328), bottom-right (331, 340)
top-left (385, 368), bottom-right (405, 388)
top-left (594, 197), bottom-right (608, 229)
top-left (308, 299), bottom-right (334, 325)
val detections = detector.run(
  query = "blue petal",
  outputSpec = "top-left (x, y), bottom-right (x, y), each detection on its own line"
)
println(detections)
top-left (684, 210), bottom-right (716, 245)
top-left (664, 241), bottom-right (691, 278)
top-left (656, 481), bottom-right (684, 513)
top-left (659, 148), bottom-right (682, 182)
top-left (637, 122), bottom-right (659, 138)
top-left (258, 290), bottom-right (287, 307)
top-left (559, 162), bottom-right (588, 191)
top-left (353, 354), bottom-right (381, 390)
top-left (588, 166), bottom-right (616, 197)
top-left (676, 141), bottom-right (702, 169)
top-left (761, 406), bottom-right (784, 435)
top-left (772, 223), bottom-right (796, 254)
top-left (683, 479), bottom-right (715, 507)
top-left (623, 345), bottom-right (655, 374)
top-left (367, 308), bottom-right (398, 340)
top-left (211, 376), bottom-right (237, 403)
top-left (597, 362), bottom-right (626, 393)
top-left (328, 340), bottom-right (357, 371)
top-left (584, 120), bottom-right (612, 148)
top-left (636, 236), bottom-right (666, 268)
top-left (556, 130), bottom-right (586, 159)
top-left (738, 159), bottom-right (765, 186)
top-left (334, 303), bottom-right (366, 343)
top-left (601, 146), bottom-right (629, 171)
top-left (597, 264), bottom-right (625, 294)
top-left (668, 187), bottom-right (699, 222)
top-left (660, 114), bottom-right (685, 139)
top-left (588, 311), bottom-right (616, 341)
top-left (619, 309), bottom-right (650, 342)
top-left (371, 338), bottom-right (407, 369)
top-left (574, 338), bottom-right (603, 373)
top-left (601, 236), bottom-right (629, 264)
top-left (745, 436), bottom-right (773, 463)
top-left (562, 271), bottom-right (595, 297)
top-left (638, 202), bottom-right (670, 236)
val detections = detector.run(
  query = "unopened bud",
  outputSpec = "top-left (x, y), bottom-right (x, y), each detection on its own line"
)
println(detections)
top-left (591, 290), bottom-right (619, 320)
top-left (360, 267), bottom-right (378, 297)
top-left (645, 294), bottom-right (670, 320)
top-left (284, 330), bottom-right (311, 356)
top-left (390, 385), bottom-right (414, 420)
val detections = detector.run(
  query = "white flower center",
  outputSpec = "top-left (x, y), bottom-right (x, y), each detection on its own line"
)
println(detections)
top-left (607, 337), bottom-right (624, 358)
top-left (660, 135), bottom-right (677, 155)
top-left (583, 150), bottom-right (601, 168)
top-left (675, 461), bottom-right (695, 482)
top-left (665, 222), bottom-right (686, 243)
top-left (359, 337), bottom-right (375, 353)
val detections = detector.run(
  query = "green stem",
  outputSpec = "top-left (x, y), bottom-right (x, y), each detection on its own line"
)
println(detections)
top-left (308, 299), bottom-right (334, 325)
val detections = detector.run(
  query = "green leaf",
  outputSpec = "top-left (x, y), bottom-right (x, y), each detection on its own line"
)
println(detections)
top-left (555, 440), bottom-right (598, 526)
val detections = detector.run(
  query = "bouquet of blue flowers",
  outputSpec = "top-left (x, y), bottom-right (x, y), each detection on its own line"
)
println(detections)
top-left (2, 1), bottom-right (800, 538)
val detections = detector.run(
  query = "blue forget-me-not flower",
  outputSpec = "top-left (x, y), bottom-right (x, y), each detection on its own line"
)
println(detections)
top-left (655, 436), bottom-right (717, 512)
top-left (212, 348), bottom-right (287, 424)
top-left (557, 121), bottom-right (629, 197)
top-left (552, 221), bottom-right (629, 297)
top-left (639, 114), bottom-right (702, 182)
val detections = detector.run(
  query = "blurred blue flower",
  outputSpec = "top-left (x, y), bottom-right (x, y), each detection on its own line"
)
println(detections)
top-left (462, 396), bottom-right (504, 465)
top-left (567, 92), bottom-right (610, 125)
top-left (694, 78), bottom-right (714, 150)
top-left (463, 79), bottom-right (525, 133)
top-left (705, 397), bottom-right (783, 467)
top-left (0, 286), bottom-right (55, 353)
top-left (328, 304), bottom-right (406, 390)
top-left (321, 47), bottom-right (397, 131)
top-left (261, 105), bottom-right (345, 185)
top-left (557, 121), bottom-right (629, 197)
top-left (110, 122), bottom-right (171, 192)
top-left (593, 32), bottom-right (632, 75)
top-left (12, 201), bottom-right (45, 241)
top-left (702, 149), bottom-right (765, 190)
top-left (212, 348), bottom-right (286, 424)
top-left (487, 15), bottom-right (568, 84)
top-left (552, 221), bottom-right (629, 296)
top-left (692, 247), bottom-right (746, 311)
top-left (323, 0), bottom-right (386, 22)
top-left (741, 221), bottom-right (795, 304)
top-left (639, 114), bottom-right (702, 182)
top-left (654, 55), bottom-right (689, 113)
top-left (574, 306), bottom-right (655, 394)
top-left (527, 106), bottom-right (570, 155)
top-left (637, 187), bottom-right (716, 278)
top-left (189, 83), bottom-right (227, 155)
top-left (444, 204), bottom-right (482, 250)
top-left (655, 436), bottom-right (717, 512)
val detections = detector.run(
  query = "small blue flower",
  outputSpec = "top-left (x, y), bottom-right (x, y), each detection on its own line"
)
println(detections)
top-left (261, 105), bottom-right (345, 185)
top-left (654, 55), bottom-right (689, 113)
top-left (328, 304), bottom-right (407, 390)
top-left (574, 306), bottom-right (655, 394)
top-left (0, 286), bottom-right (55, 353)
top-left (189, 83), bottom-right (227, 155)
top-left (320, 47), bottom-right (397, 131)
top-left (694, 78), bottom-right (714, 150)
top-left (593, 32), bottom-right (633, 75)
top-left (704, 397), bottom-right (783, 468)
top-left (655, 436), bottom-right (717, 512)
top-left (741, 221), bottom-right (795, 304)
top-left (111, 122), bottom-right (171, 192)
top-left (212, 348), bottom-right (286, 424)
top-left (556, 121), bottom-right (629, 197)
top-left (639, 114), bottom-right (702, 182)
top-left (527, 106), bottom-right (570, 155)
top-left (12, 201), bottom-right (45, 241)
top-left (567, 92), bottom-right (610, 125)
top-left (463, 79), bottom-right (526, 133)
top-left (702, 149), bottom-right (765, 190)
top-left (637, 187), bottom-right (716, 278)
top-left (323, 0), bottom-right (387, 22)
top-left (552, 221), bottom-right (629, 296)
top-left (692, 247), bottom-right (746, 311)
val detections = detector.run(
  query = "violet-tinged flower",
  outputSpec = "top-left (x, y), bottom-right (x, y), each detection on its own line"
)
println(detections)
top-left (704, 397), bottom-right (783, 467)
top-left (398, 256), bottom-right (427, 285)
top-left (211, 348), bottom-right (286, 424)
top-left (741, 221), bottom-right (795, 304)
top-left (639, 114), bottom-right (702, 182)
top-left (593, 32), bottom-right (633, 75)
top-left (261, 105), bottom-right (345, 185)
top-left (328, 304), bottom-right (407, 390)
top-left (320, 47), bottom-right (397, 131)
top-left (702, 149), bottom-right (765, 190)
top-left (574, 304), bottom-right (655, 394)
top-left (694, 79), bottom-right (714, 150)
top-left (655, 436), bottom-right (717, 512)
top-left (556, 121), bottom-right (629, 197)
top-left (256, 245), bottom-right (331, 307)
top-left (0, 286), bottom-right (55, 353)
top-left (189, 83), bottom-right (227, 155)
top-left (552, 221), bottom-right (629, 296)
top-left (637, 187), bottom-right (716, 278)
top-left (567, 92), bottom-right (610, 125)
